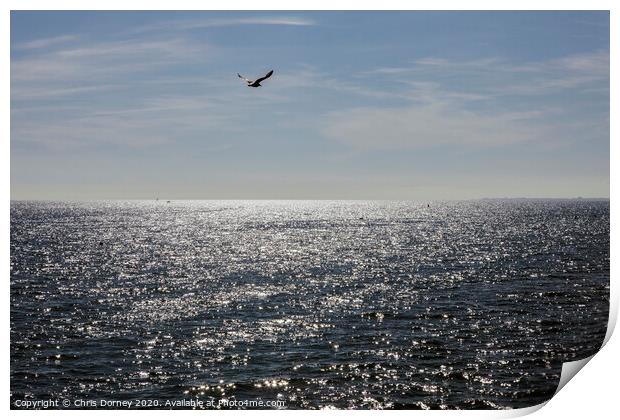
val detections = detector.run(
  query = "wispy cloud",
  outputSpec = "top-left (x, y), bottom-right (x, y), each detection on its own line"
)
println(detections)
top-left (324, 51), bottom-right (609, 150)
top-left (14, 34), bottom-right (80, 50)
top-left (12, 37), bottom-right (205, 84)
top-left (323, 104), bottom-right (542, 150)
top-left (11, 31), bottom-right (228, 151)
top-left (11, 96), bottom-right (232, 151)
top-left (192, 16), bottom-right (316, 27)
top-left (11, 84), bottom-right (123, 101)
top-left (368, 51), bottom-right (608, 95)
top-left (131, 16), bottom-right (316, 34)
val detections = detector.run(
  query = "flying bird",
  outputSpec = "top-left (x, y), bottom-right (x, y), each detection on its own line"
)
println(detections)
top-left (238, 70), bottom-right (274, 87)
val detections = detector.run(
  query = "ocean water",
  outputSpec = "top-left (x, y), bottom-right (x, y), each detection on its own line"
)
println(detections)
top-left (10, 200), bottom-right (609, 409)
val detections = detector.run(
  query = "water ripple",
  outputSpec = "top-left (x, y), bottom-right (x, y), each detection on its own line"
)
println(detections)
top-left (11, 200), bottom-right (609, 409)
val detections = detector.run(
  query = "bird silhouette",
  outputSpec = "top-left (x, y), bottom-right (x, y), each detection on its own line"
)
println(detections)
top-left (238, 70), bottom-right (274, 87)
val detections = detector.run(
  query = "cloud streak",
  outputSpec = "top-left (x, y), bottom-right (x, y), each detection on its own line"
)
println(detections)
top-left (12, 37), bottom-right (206, 84)
top-left (14, 34), bottom-right (80, 50)
top-left (323, 105), bottom-right (541, 150)
top-left (379, 51), bottom-right (609, 96)
top-left (131, 16), bottom-right (316, 35)
top-left (324, 50), bottom-right (608, 150)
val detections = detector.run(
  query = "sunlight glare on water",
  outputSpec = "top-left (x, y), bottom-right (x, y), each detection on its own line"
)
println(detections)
top-left (10, 200), bottom-right (609, 409)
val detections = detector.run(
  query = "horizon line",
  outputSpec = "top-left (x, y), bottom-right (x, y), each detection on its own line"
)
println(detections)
top-left (9, 196), bottom-right (611, 202)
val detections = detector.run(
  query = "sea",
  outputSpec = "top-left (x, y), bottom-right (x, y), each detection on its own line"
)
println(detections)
top-left (10, 199), bottom-right (610, 409)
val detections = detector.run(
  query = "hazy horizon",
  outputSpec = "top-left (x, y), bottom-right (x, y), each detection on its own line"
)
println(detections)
top-left (9, 196), bottom-right (610, 202)
top-left (11, 11), bottom-right (610, 200)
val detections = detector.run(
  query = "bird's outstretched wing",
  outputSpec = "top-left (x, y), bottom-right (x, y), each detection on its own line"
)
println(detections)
top-left (254, 70), bottom-right (274, 84)
top-left (238, 73), bottom-right (251, 83)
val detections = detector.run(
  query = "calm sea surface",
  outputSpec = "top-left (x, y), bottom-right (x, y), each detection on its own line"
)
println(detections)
top-left (10, 200), bottom-right (609, 409)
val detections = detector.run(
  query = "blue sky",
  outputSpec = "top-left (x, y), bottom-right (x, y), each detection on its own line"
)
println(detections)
top-left (10, 11), bottom-right (609, 199)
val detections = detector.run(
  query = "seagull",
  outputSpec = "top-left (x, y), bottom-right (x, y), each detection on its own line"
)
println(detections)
top-left (237, 70), bottom-right (274, 87)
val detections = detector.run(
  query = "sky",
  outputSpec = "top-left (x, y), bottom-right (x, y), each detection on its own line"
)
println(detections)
top-left (10, 11), bottom-right (610, 200)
